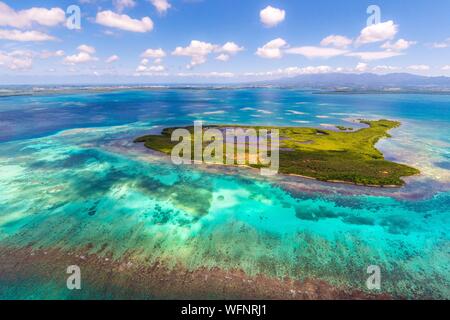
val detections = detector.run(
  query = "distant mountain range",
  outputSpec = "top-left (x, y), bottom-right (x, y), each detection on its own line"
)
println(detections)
top-left (2, 72), bottom-right (450, 93)
top-left (260, 73), bottom-right (450, 91)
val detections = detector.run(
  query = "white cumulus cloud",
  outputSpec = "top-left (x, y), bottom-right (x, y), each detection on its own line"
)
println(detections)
top-left (219, 42), bottom-right (244, 54)
top-left (0, 29), bottom-right (55, 41)
top-left (40, 50), bottom-right (65, 59)
top-left (77, 44), bottom-right (96, 54)
top-left (136, 48), bottom-right (168, 74)
top-left (0, 50), bottom-right (33, 70)
top-left (355, 62), bottom-right (368, 72)
top-left (149, 0), bottom-right (171, 14)
top-left (172, 40), bottom-right (217, 68)
top-left (381, 39), bottom-right (416, 51)
top-left (260, 5), bottom-right (285, 27)
top-left (64, 52), bottom-right (98, 64)
top-left (216, 53), bottom-right (229, 61)
top-left (215, 42), bottom-right (243, 62)
top-left (113, 0), bottom-right (136, 13)
top-left (64, 46), bottom-right (98, 65)
top-left (320, 35), bottom-right (353, 49)
top-left (135, 61), bottom-right (167, 75)
top-left (256, 38), bottom-right (288, 59)
top-left (106, 55), bottom-right (120, 63)
top-left (372, 65), bottom-right (401, 73)
top-left (136, 64), bottom-right (165, 72)
top-left (356, 21), bottom-right (398, 45)
top-left (96, 10), bottom-right (154, 33)
top-left (0, 2), bottom-right (65, 29)
top-left (141, 48), bottom-right (166, 59)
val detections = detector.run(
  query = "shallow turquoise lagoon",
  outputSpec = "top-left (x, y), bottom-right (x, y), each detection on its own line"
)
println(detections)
top-left (0, 89), bottom-right (449, 298)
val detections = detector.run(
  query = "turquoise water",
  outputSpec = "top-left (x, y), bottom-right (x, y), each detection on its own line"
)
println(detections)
top-left (0, 89), bottom-right (449, 299)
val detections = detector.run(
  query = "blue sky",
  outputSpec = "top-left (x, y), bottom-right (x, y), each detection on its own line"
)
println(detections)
top-left (0, 0), bottom-right (449, 84)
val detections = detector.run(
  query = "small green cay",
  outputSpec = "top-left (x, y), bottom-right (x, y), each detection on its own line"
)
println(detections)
top-left (134, 119), bottom-right (420, 187)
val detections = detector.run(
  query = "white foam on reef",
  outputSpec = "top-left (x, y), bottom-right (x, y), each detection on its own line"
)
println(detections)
top-left (203, 110), bottom-right (226, 115)
top-left (256, 109), bottom-right (273, 114)
top-left (0, 165), bottom-right (24, 179)
top-left (189, 110), bottom-right (227, 116)
top-left (292, 120), bottom-right (310, 124)
top-left (286, 110), bottom-right (307, 115)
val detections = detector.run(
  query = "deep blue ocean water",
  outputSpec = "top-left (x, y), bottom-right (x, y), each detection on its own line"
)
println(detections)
top-left (0, 88), bottom-right (449, 299)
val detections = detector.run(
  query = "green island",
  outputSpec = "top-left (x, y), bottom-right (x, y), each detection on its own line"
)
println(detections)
top-left (134, 119), bottom-right (420, 187)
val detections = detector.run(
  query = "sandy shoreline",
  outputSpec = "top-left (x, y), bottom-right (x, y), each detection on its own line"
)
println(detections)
top-left (132, 144), bottom-right (414, 189)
